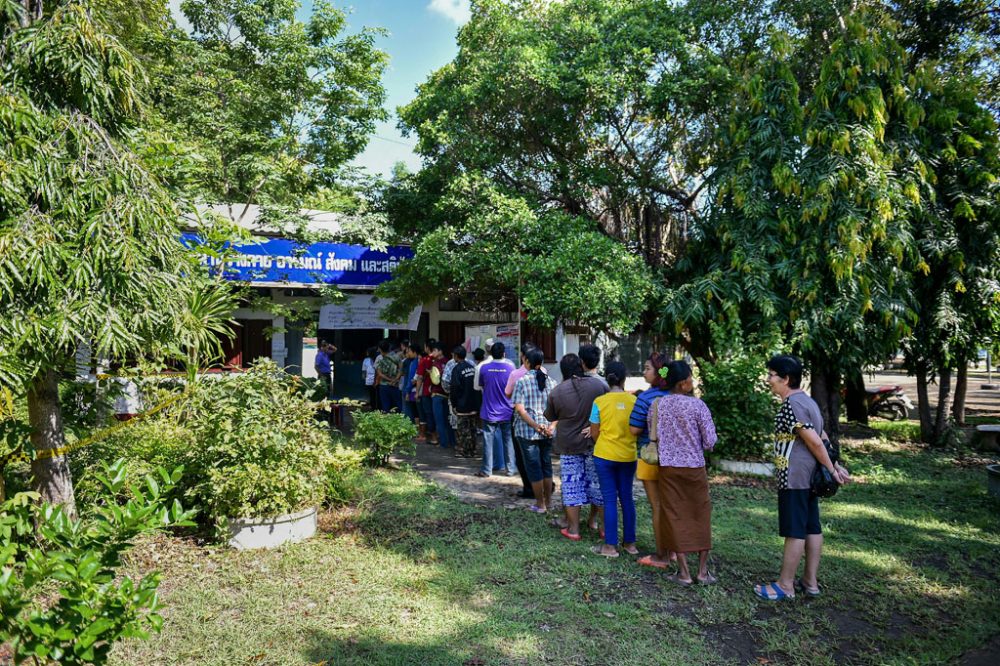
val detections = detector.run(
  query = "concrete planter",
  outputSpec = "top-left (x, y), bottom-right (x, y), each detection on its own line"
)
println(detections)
top-left (714, 459), bottom-right (775, 477)
top-left (228, 506), bottom-right (317, 550)
top-left (987, 465), bottom-right (1000, 500)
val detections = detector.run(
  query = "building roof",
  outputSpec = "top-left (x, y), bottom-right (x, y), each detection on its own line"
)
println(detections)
top-left (183, 203), bottom-right (343, 237)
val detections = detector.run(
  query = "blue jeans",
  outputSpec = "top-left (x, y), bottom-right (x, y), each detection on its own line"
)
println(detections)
top-left (420, 395), bottom-right (435, 434)
top-left (402, 399), bottom-right (418, 423)
top-left (480, 420), bottom-right (515, 476)
top-left (431, 395), bottom-right (454, 447)
top-left (378, 385), bottom-right (402, 414)
top-left (594, 456), bottom-right (637, 547)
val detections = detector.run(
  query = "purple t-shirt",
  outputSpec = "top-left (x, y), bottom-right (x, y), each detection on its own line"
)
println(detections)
top-left (479, 360), bottom-right (514, 422)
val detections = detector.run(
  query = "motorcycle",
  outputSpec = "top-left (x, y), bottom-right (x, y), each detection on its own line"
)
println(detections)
top-left (864, 385), bottom-right (914, 421)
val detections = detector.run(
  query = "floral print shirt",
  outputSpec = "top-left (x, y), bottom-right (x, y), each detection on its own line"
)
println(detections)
top-left (655, 394), bottom-right (718, 468)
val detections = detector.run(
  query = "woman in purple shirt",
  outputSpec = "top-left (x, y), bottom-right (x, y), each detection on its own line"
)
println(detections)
top-left (655, 361), bottom-right (718, 586)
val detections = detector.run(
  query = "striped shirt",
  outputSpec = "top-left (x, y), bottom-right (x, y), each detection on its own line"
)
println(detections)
top-left (629, 387), bottom-right (670, 447)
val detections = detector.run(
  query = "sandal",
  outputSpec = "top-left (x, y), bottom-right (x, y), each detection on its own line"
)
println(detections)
top-left (559, 528), bottom-right (582, 541)
top-left (473, 471), bottom-right (490, 478)
top-left (637, 555), bottom-right (670, 570)
top-left (667, 573), bottom-right (694, 587)
top-left (623, 545), bottom-right (640, 556)
top-left (697, 573), bottom-right (718, 586)
top-left (794, 578), bottom-right (821, 597)
top-left (591, 545), bottom-right (620, 558)
top-left (527, 505), bottom-right (547, 514)
top-left (754, 582), bottom-right (793, 601)
top-left (549, 518), bottom-right (569, 530)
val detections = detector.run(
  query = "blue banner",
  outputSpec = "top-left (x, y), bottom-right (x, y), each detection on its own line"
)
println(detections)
top-left (181, 233), bottom-right (413, 287)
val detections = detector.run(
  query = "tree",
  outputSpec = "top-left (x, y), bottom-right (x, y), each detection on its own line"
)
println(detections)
top-left (376, 173), bottom-right (657, 334)
top-left (0, 1), bottom-right (203, 513)
top-left (394, 0), bottom-right (731, 269)
top-left (145, 0), bottom-right (389, 212)
top-left (664, 11), bottom-right (924, 440)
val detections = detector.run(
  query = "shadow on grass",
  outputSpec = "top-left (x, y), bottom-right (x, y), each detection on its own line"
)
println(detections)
top-left (320, 458), bottom-right (1000, 665)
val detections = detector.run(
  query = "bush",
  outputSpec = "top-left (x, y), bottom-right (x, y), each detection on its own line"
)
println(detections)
top-left (0, 460), bottom-right (195, 666)
top-left (324, 441), bottom-right (367, 505)
top-left (180, 360), bottom-right (333, 523)
top-left (700, 354), bottom-right (778, 461)
top-left (352, 410), bottom-right (417, 466)
top-left (68, 417), bottom-right (193, 509)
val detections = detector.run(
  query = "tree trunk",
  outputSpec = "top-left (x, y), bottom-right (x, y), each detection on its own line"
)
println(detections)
top-left (844, 368), bottom-right (869, 425)
top-left (809, 364), bottom-right (842, 445)
top-left (952, 361), bottom-right (968, 426)
top-left (931, 366), bottom-right (953, 446)
top-left (915, 363), bottom-right (934, 443)
top-left (27, 369), bottom-right (77, 518)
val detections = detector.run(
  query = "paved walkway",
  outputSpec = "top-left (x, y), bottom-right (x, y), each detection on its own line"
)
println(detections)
top-left (396, 439), bottom-right (651, 509)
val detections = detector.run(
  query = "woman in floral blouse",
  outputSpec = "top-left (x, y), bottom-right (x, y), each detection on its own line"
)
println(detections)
top-left (655, 361), bottom-right (718, 585)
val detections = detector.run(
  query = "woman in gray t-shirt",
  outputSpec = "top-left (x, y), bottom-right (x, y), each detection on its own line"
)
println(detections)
top-left (755, 355), bottom-right (850, 601)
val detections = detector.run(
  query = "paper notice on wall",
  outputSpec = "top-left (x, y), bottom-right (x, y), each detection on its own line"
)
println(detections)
top-left (465, 323), bottom-right (519, 359)
top-left (319, 294), bottom-right (421, 330)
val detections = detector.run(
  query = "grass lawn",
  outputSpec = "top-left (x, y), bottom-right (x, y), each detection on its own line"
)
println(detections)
top-left (110, 433), bottom-right (1000, 666)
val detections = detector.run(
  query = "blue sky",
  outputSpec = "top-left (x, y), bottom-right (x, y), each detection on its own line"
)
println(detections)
top-left (169, 1), bottom-right (469, 176)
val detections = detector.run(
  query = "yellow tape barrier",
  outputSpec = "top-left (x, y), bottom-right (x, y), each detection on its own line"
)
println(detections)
top-left (4, 387), bottom-right (190, 464)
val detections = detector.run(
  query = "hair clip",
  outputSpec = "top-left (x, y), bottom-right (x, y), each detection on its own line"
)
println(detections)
top-left (657, 367), bottom-right (668, 378)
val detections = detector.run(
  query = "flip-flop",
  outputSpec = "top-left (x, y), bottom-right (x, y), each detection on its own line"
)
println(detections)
top-left (667, 573), bottom-right (694, 587)
top-left (527, 505), bottom-right (547, 514)
top-left (637, 555), bottom-right (669, 570)
top-left (623, 546), bottom-right (640, 556)
top-left (559, 528), bottom-right (582, 541)
top-left (794, 578), bottom-right (821, 597)
top-left (591, 545), bottom-right (620, 558)
top-left (754, 582), bottom-right (793, 601)
top-left (697, 573), bottom-right (718, 586)
top-left (549, 518), bottom-right (569, 530)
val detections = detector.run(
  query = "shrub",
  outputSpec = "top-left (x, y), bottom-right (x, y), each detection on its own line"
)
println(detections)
top-left (700, 354), bottom-right (778, 461)
top-left (352, 410), bottom-right (417, 466)
top-left (324, 442), bottom-right (367, 505)
top-left (0, 460), bottom-right (195, 666)
top-left (68, 417), bottom-right (193, 509)
top-left (180, 360), bottom-right (333, 522)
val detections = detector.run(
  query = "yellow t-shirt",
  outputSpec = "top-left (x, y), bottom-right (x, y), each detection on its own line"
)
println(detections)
top-left (590, 391), bottom-right (638, 462)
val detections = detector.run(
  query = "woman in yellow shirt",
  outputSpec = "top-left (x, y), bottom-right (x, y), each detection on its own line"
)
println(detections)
top-left (589, 361), bottom-right (639, 557)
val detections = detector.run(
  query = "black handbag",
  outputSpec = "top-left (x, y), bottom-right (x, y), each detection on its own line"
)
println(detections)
top-left (810, 440), bottom-right (840, 498)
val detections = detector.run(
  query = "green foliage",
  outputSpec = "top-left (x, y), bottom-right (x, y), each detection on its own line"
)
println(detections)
top-left (0, 460), bottom-right (196, 665)
top-left (352, 410), bottom-right (417, 467)
top-left (700, 354), bottom-right (777, 461)
top-left (324, 442), bottom-right (366, 505)
top-left (377, 175), bottom-right (658, 334)
top-left (0, 2), bottom-right (196, 388)
top-left (145, 0), bottom-right (388, 205)
top-left (179, 360), bottom-right (333, 521)
top-left (68, 417), bottom-right (194, 510)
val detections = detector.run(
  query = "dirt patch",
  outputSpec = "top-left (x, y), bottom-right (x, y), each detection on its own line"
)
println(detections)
top-left (961, 634), bottom-right (1000, 666)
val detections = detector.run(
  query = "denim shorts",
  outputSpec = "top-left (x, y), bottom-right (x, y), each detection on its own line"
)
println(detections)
top-left (560, 454), bottom-right (603, 507)
top-left (778, 489), bottom-right (821, 539)
top-left (517, 436), bottom-right (553, 482)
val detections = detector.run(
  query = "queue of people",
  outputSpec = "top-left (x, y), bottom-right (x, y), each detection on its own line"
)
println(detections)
top-left (363, 339), bottom-right (851, 599)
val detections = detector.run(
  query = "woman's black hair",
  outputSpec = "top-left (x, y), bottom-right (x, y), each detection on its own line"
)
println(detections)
top-left (559, 353), bottom-right (585, 380)
top-left (647, 351), bottom-right (670, 390)
top-left (527, 348), bottom-right (546, 391)
top-left (605, 361), bottom-right (627, 388)
top-left (664, 360), bottom-right (692, 391)
top-left (767, 355), bottom-right (803, 388)
top-left (366, 346), bottom-right (377, 360)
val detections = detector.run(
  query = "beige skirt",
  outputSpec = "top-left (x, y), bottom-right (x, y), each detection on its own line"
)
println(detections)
top-left (657, 466), bottom-right (711, 553)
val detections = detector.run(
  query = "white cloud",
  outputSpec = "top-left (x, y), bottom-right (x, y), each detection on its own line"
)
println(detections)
top-left (427, 0), bottom-right (471, 25)
top-left (167, 0), bottom-right (192, 32)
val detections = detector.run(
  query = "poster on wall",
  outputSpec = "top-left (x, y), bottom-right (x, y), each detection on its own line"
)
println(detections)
top-left (319, 295), bottom-right (421, 330)
top-left (464, 322), bottom-right (520, 361)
